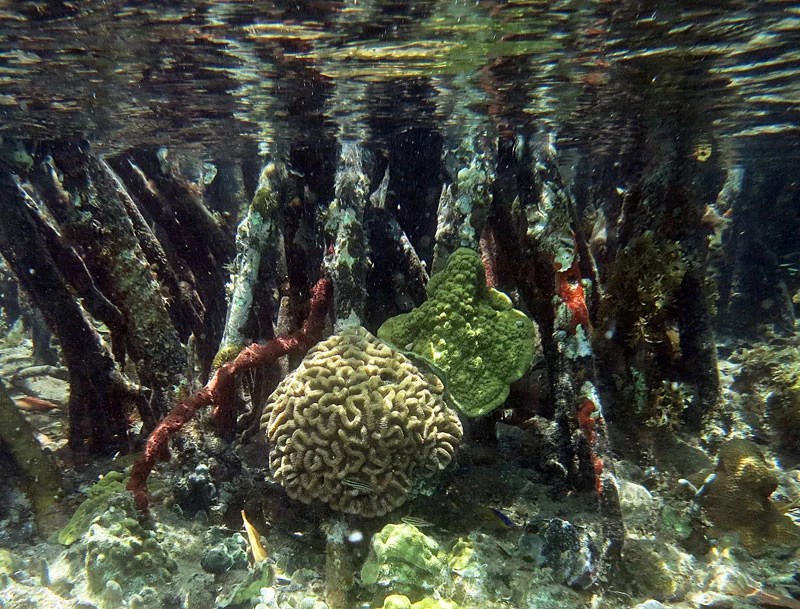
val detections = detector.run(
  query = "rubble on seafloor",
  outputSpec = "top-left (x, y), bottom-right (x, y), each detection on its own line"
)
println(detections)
top-left (1, 330), bottom-right (800, 609)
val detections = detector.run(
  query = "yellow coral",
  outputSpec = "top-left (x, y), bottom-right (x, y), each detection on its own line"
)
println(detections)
top-left (262, 327), bottom-right (462, 517)
top-left (703, 439), bottom-right (800, 555)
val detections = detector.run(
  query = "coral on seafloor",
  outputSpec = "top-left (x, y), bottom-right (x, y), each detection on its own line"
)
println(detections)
top-left (49, 468), bottom-right (179, 607)
top-left (699, 438), bottom-right (800, 555)
top-left (200, 527), bottom-right (249, 575)
top-left (360, 523), bottom-right (448, 599)
top-left (263, 326), bottom-right (463, 517)
top-left (82, 509), bottom-right (177, 598)
top-left (59, 479), bottom-right (176, 607)
top-left (378, 248), bottom-right (539, 418)
top-left (57, 471), bottom-right (127, 546)
top-left (377, 595), bottom-right (460, 609)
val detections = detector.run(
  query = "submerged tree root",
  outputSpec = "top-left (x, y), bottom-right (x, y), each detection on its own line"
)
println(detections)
top-left (127, 277), bottom-right (332, 512)
top-left (0, 379), bottom-right (62, 529)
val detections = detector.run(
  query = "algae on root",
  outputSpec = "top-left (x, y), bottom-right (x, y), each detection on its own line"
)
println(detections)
top-left (0, 379), bottom-right (62, 527)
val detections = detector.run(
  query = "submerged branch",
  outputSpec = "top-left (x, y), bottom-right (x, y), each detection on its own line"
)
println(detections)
top-left (0, 170), bottom-right (131, 453)
top-left (126, 277), bottom-right (332, 512)
top-left (0, 379), bottom-right (62, 529)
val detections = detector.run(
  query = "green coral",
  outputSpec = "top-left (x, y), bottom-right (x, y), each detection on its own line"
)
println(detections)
top-left (361, 523), bottom-right (447, 597)
top-left (378, 248), bottom-right (538, 417)
top-left (57, 470), bottom-right (128, 546)
top-left (59, 478), bottom-right (177, 605)
top-left (378, 595), bottom-right (460, 609)
top-left (83, 501), bottom-right (177, 599)
top-left (217, 562), bottom-right (274, 608)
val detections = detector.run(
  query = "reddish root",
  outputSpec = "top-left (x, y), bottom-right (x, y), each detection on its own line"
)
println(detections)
top-left (479, 225), bottom-right (499, 289)
top-left (127, 277), bottom-right (332, 512)
top-left (577, 397), bottom-right (604, 495)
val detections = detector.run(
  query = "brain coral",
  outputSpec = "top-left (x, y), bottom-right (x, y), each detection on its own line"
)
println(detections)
top-left (703, 438), bottom-right (800, 555)
top-left (262, 326), bottom-right (463, 517)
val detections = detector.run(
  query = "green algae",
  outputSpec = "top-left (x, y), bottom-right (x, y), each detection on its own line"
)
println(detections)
top-left (217, 562), bottom-right (274, 608)
top-left (0, 379), bottom-right (62, 528)
top-left (56, 471), bottom-right (177, 605)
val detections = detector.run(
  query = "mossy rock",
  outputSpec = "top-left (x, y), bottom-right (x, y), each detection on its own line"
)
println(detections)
top-left (378, 595), bottom-right (460, 609)
top-left (361, 523), bottom-right (447, 597)
top-left (378, 248), bottom-right (538, 417)
top-left (82, 493), bottom-right (177, 599)
top-left (57, 470), bottom-right (128, 546)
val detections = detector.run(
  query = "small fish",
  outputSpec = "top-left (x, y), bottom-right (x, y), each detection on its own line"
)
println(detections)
top-left (401, 516), bottom-right (434, 528)
top-left (487, 507), bottom-right (516, 528)
top-left (241, 510), bottom-right (267, 563)
top-left (342, 478), bottom-right (377, 494)
top-left (728, 586), bottom-right (800, 609)
top-left (475, 506), bottom-right (516, 530)
top-left (15, 395), bottom-right (60, 412)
